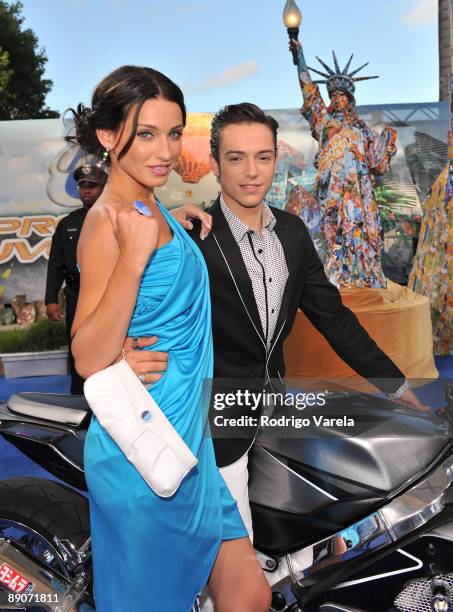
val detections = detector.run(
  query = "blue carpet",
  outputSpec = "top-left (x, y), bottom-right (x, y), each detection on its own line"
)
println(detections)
top-left (417, 356), bottom-right (453, 411)
top-left (0, 436), bottom-right (57, 480)
top-left (435, 355), bottom-right (453, 378)
top-left (0, 374), bottom-right (70, 402)
top-left (0, 374), bottom-right (71, 483)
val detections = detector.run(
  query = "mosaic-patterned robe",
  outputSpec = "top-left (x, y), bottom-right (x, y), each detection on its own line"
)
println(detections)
top-left (300, 75), bottom-right (395, 288)
top-left (409, 163), bottom-right (453, 355)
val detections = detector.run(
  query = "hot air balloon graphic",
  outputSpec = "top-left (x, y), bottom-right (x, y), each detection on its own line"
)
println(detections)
top-left (174, 113), bottom-right (212, 184)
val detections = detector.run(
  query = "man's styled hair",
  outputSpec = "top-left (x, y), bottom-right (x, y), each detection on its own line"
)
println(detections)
top-left (210, 102), bottom-right (279, 163)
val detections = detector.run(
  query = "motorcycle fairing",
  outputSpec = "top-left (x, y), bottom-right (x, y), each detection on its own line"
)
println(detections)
top-left (250, 396), bottom-right (451, 555)
top-left (0, 400), bottom-right (88, 491)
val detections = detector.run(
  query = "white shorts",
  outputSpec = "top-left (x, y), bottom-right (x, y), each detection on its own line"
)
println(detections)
top-left (220, 453), bottom-right (253, 542)
top-left (199, 454), bottom-right (253, 611)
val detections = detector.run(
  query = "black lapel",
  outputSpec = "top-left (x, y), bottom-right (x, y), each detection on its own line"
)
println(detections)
top-left (208, 197), bottom-right (266, 346)
top-left (270, 211), bottom-right (298, 347)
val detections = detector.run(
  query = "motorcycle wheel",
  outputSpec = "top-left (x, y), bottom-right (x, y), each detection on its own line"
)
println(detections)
top-left (0, 477), bottom-right (90, 580)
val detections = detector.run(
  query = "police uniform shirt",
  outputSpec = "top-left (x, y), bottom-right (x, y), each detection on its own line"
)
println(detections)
top-left (45, 207), bottom-right (87, 304)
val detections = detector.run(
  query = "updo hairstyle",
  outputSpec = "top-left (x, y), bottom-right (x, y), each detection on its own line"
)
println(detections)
top-left (65, 65), bottom-right (186, 163)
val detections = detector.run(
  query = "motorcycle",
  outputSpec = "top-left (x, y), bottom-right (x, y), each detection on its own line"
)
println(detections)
top-left (0, 385), bottom-right (452, 611)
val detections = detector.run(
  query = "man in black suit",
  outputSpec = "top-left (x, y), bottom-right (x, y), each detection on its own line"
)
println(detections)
top-left (125, 103), bottom-right (426, 538)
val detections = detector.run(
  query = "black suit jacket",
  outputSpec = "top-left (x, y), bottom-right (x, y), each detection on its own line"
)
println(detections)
top-left (189, 196), bottom-right (405, 467)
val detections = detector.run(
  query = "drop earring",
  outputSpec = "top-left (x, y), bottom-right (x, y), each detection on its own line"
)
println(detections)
top-left (97, 148), bottom-right (109, 167)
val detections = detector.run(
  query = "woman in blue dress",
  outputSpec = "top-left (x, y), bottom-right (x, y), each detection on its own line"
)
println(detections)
top-left (69, 66), bottom-right (271, 611)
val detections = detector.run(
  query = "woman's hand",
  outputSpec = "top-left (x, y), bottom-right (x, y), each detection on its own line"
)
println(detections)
top-left (121, 336), bottom-right (168, 386)
top-left (107, 206), bottom-right (160, 272)
top-left (171, 204), bottom-right (212, 240)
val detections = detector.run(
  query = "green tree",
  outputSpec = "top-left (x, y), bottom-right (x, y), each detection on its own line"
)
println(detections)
top-left (0, 48), bottom-right (12, 93)
top-left (0, 1), bottom-right (58, 119)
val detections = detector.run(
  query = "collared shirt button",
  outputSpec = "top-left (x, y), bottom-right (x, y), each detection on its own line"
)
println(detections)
top-left (269, 277), bottom-right (272, 282)
top-left (258, 248), bottom-right (263, 254)
top-left (271, 309), bottom-right (275, 313)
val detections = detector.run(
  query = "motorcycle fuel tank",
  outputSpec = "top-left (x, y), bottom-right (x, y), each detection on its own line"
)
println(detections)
top-left (249, 392), bottom-right (451, 555)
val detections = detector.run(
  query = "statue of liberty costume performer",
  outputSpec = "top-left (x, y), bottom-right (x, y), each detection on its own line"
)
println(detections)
top-left (292, 38), bottom-right (397, 289)
top-left (84, 202), bottom-right (247, 612)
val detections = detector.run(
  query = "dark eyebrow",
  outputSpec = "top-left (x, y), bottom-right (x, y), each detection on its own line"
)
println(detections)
top-left (137, 123), bottom-right (184, 131)
top-left (224, 149), bottom-right (275, 155)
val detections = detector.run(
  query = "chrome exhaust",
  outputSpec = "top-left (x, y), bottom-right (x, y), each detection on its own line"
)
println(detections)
top-left (0, 538), bottom-right (88, 611)
top-left (267, 454), bottom-right (453, 610)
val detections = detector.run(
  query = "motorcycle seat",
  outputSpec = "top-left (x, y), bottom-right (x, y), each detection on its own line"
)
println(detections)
top-left (7, 393), bottom-right (89, 426)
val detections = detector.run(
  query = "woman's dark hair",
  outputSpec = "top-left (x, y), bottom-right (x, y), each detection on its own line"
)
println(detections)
top-left (65, 65), bottom-right (186, 162)
top-left (210, 102), bottom-right (279, 164)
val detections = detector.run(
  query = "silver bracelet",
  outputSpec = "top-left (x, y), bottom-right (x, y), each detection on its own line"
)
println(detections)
top-left (387, 380), bottom-right (409, 401)
top-left (120, 348), bottom-right (126, 360)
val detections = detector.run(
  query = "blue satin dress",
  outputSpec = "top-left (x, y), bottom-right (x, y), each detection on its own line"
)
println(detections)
top-left (84, 203), bottom-right (247, 611)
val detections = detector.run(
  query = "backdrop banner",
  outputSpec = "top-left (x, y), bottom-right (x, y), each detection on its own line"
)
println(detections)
top-left (0, 102), bottom-right (448, 302)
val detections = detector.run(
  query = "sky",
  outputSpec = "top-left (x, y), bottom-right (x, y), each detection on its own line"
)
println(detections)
top-left (18, 0), bottom-right (439, 115)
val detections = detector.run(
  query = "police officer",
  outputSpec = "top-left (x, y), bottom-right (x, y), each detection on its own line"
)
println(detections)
top-left (45, 163), bottom-right (108, 394)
